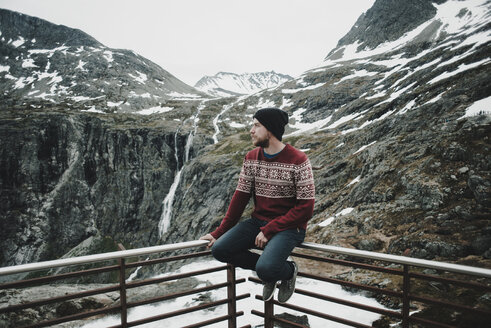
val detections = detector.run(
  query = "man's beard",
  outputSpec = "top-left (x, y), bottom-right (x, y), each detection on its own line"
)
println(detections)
top-left (253, 135), bottom-right (270, 148)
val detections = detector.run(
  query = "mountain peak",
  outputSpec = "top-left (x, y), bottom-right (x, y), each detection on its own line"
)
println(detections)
top-left (324, 0), bottom-right (488, 62)
top-left (194, 71), bottom-right (293, 97)
top-left (0, 8), bottom-right (102, 49)
top-left (326, 0), bottom-right (442, 60)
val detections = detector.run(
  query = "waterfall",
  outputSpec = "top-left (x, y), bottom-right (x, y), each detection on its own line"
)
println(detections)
top-left (158, 166), bottom-right (183, 236)
top-left (158, 103), bottom-right (204, 237)
top-left (211, 104), bottom-right (233, 144)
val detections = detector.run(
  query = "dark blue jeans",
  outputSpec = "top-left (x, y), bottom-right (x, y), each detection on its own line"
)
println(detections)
top-left (211, 217), bottom-right (305, 283)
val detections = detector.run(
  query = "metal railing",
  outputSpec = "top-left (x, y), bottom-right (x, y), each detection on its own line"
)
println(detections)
top-left (251, 242), bottom-right (491, 328)
top-left (1, 240), bottom-right (490, 328)
top-left (0, 240), bottom-right (249, 328)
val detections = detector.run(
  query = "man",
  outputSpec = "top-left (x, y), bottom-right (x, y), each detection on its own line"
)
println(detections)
top-left (200, 107), bottom-right (315, 303)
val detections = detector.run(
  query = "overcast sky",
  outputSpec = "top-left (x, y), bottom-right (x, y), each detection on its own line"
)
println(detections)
top-left (0, 0), bottom-right (375, 85)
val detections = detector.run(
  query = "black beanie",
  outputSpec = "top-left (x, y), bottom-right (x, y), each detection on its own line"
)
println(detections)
top-left (253, 108), bottom-right (289, 141)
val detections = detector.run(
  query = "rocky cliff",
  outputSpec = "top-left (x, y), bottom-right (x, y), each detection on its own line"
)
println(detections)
top-left (0, 104), bottom-right (211, 273)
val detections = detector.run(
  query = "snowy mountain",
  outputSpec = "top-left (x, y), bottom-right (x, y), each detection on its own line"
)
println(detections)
top-left (194, 71), bottom-right (292, 97)
top-left (0, 9), bottom-right (206, 113)
top-left (205, 0), bottom-right (491, 263)
top-left (1, 0), bottom-right (491, 326)
top-left (215, 0), bottom-right (490, 136)
top-left (2, 0), bottom-right (490, 271)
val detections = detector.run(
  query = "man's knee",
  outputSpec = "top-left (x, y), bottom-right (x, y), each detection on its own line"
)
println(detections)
top-left (255, 260), bottom-right (279, 283)
top-left (211, 241), bottom-right (230, 263)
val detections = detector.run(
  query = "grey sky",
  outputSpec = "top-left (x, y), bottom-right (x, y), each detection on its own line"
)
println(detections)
top-left (0, 0), bottom-right (375, 85)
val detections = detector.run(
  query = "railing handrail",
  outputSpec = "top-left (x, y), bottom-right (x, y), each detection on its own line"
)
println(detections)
top-left (0, 240), bottom-right (209, 276)
top-left (1, 240), bottom-right (490, 279)
top-left (299, 242), bottom-right (491, 278)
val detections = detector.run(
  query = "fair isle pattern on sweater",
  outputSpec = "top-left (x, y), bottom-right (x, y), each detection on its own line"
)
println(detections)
top-left (237, 159), bottom-right (315, 199)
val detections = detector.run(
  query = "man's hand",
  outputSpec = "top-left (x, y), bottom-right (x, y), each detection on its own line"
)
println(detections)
top-left (199, 234), bottom-right (216, 248)
top-left (255, 231), bottom-right (269, 248)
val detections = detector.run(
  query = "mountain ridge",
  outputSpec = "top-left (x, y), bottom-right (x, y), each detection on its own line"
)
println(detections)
top-left (194, 70), bottom-right (292, 97)
top-left (0, 8), bottom-right (102, 48)
top-left (0, 8), bottom-right (207, 113)
top-left (330, 0), bottom-right (442, 55)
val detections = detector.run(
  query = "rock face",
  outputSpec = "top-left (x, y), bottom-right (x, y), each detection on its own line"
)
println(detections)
top-left (0, 107), bottom-right (211, 274)
top-left (0, 9), bottom-right (206, 113)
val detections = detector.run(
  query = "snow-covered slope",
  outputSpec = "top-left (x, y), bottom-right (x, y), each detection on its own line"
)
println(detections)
top-left (0, 9), bottom-right (206, 113)
top-left (324, 0), bottom-right (490, 63)
top-left (214, 0), bottom-right (490, 138)
top-left (194, 71), bottom-right (292, 97)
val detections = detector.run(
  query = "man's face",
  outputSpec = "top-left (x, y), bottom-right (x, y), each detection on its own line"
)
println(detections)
top-left (250, 118), bottom-right (271, 148)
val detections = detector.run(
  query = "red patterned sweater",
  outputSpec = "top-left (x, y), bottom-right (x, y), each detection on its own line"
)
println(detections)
top-left (211, 144), bottom-right (315, 240)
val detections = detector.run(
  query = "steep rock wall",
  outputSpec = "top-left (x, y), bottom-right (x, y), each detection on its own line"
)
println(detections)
top-left (0, 110), bottom-right (203, 270)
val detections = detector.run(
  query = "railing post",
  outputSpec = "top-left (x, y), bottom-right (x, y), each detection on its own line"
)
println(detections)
top-left (264, 298), bottom-right (274, 328)
top-left (118, 243), bottom-right (128, 328)
top-left (227, 264), bottom-right (237, 328)
top-left (402, 264), bottom-right (410, 328)
top-left (119, 257), bottom-right (128, 327)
